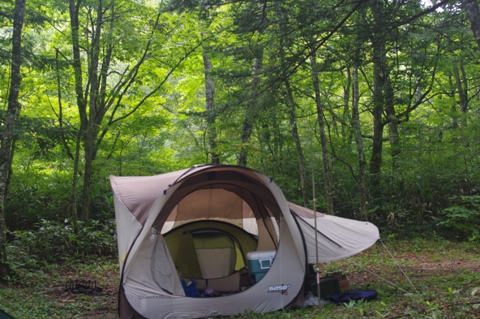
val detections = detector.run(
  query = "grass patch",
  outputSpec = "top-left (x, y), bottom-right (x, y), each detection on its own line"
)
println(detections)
top-left (1, 239), bottom-right (479, 318)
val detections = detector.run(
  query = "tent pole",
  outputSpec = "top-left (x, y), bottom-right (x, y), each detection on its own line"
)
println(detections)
top-left (312, 169), bottom-right (321, 307)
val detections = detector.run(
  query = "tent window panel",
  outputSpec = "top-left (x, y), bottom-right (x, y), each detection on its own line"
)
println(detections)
top-left (195, 247), bottom-right (236, 279)
top-left (150, 234), bottom-right (185, 296)
top-left (193, 234), bottom-right (237, 279)
top-left (165, 234), bottom-right (203, 279)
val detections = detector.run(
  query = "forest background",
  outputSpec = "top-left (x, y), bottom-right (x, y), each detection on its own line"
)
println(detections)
top-left (0, 0), bottom-right (480, 280)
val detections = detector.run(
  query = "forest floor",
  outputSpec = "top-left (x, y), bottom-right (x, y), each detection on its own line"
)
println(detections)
top-left (1, 238), bottom-right (479, 318)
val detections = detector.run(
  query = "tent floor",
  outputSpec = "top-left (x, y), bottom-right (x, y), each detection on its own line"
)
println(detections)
top-left (183, 268), bottom-right (254, 297)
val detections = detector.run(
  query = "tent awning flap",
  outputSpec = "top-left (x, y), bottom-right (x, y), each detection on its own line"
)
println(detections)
top-left (289, 202), bottom-right (379, 263)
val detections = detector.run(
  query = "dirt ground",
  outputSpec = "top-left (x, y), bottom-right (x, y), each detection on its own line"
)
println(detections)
top-left (54, 255), bottom-right (480, 318)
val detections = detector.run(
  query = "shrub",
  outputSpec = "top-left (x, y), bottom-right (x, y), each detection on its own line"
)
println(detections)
top-left (437, 195), bottom-right (480, 241)
top-left (8, 219), bottom-right (117, 267)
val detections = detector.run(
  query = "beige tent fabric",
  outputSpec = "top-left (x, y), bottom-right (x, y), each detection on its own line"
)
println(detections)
top-left (121, 217), bottom-right (306, 319)
top-left (112, 196), bottom-right (143, 267)
top-left (110, 165), bottom-right (379, 318)
top-left (151, 233), bottom-right (185, 296)
top-left (126, 231), bottom-right (185, 297)
top-left (289, 202), bottom-right (380, 263)
top-left (195, 248), bottom-right (236, 279)
top-left (111, 166), bottom-right (285, 281)
top-left (110, 169), bottom-right (190, 224)
top-left (170, 188), bottom-right (249, 222)
top-left (111, 165), bottom-right (281, 225)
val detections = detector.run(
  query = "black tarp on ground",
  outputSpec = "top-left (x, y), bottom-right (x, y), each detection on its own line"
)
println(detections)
top-left (0, 308), bottom-right (14, 319)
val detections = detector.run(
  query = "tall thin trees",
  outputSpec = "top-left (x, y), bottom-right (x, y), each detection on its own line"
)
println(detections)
top-left (64, 0), bottom-right (199, 223)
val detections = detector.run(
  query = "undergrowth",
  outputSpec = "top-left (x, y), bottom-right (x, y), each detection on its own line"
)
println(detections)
top-left (0, 238), bottom-right (479, 318)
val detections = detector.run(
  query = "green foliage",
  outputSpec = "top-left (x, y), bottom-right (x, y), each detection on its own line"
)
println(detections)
top-left (1, 0), bottom-right (480, 291)
top-left (8, 219), bottom-right (116, 269)
top-left (5, 170), bottom-right (74, 229)
top-left (0, 260), bottom-right (117, 318)
top-left (1, 239), bottom-right (480, 318)
top-left (437, 196), bottom-right (480, 241)
top-left (1, 0), bottom-right (480, 315)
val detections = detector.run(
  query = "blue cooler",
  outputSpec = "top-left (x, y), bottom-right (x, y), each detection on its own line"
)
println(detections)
top-left (247, 250), bottom-right (276, 283)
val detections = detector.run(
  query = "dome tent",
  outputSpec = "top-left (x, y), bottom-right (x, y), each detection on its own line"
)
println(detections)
top-left (163, 220), bottom-right (258, 282)
top-left (110, 165), bottom-right (379, 318)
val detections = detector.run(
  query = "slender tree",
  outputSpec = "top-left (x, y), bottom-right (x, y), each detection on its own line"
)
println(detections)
top-left (463, 0), bottom-right (480, 50)
top-left (351, 64), bottom-right (368, 220)
top-left (309, 39), bottom-right (335, 215)
top-left (238, 47), bottom-right (264, 167)
top-left (203, 46), bottom-right (220, 164)
top-left (0, 0), bottom-right (27, 279)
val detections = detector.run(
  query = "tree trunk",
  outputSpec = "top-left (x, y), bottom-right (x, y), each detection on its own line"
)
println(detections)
top-left (69, 0), bottom-right (87, 226)
top-left (369, 1), bottom-right (388, 210)
top-left (79, 1), bottom-right (103, 223)
top-left (385, 77), bottom-right (400, 170)
top-left (81, 123), bottom-right (97, 223)
top-left (238, 53), bottom-right (262, 167)
top-left (463, 0), bottom-right (480, 51)
top-left (310, 44), bottom-right (335, 215)
top-left (284, 79), bottom-right (309, 206)
top-left (238, 50), bottom-right (263, 167)
top-left (343, 68), bottom-right (352, 143)
top-left (369, 58), bottom-right (385, 208)
top-left (352, 65), bottom-right (368, 220)
top-left (452, 61), bottom-right (468, 127)
top-left (0, 0), bottom-right (27, 279)
top-left (203, 51), bottom-right (219, 164)
top-left (271, 0), bottom-right (309, 205)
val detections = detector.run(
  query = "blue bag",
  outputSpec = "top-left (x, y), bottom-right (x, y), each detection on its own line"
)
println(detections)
top-left (330, 289), bottom-right (377, 303)
top-left (181, 279), bottom-right (200, 297)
